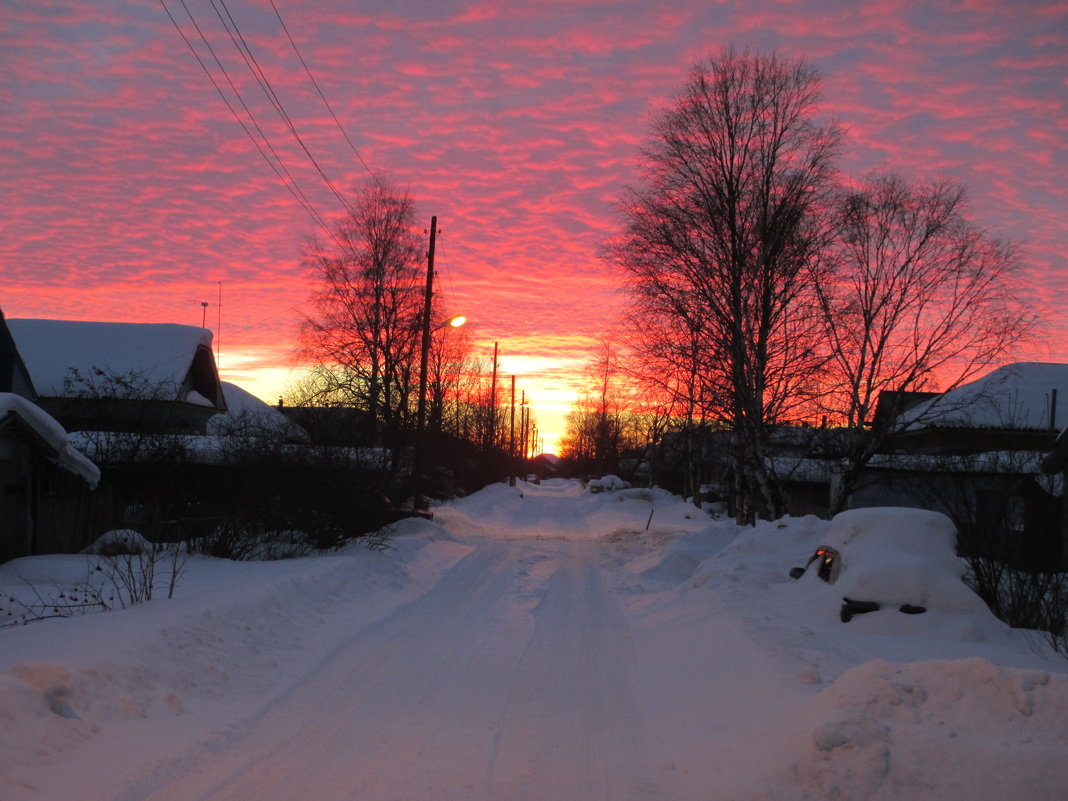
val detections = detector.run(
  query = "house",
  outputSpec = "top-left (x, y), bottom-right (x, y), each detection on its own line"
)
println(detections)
top-left (8, 319), bottom-right (227, 435)
top-left (1040, 427), bottom-right (1068, 568)
top-left (850, 363), bottom-right (1068, 568)
top-left (0, 309), bottom-right (36, 401)
top-left (0, 310), bottom-right (101, 562)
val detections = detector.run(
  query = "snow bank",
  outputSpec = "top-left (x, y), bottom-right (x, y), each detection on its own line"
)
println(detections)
top-left (0, 480), bottom-right (1064, 801)
top-left (783, 658), bottom-right (1068, 800)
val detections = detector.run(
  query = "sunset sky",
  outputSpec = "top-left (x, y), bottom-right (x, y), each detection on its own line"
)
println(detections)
top-left (2, 0), bottom-right (1065, 452)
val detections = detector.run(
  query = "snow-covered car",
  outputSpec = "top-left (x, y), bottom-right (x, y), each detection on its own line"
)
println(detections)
top-left (587, 474), bottom-right (631, 493)
top-left (791, 507), bottom-right (980, 622)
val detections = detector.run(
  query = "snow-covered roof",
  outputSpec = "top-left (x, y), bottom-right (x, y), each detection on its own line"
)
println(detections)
top-left (0, 392), bottom-right (100, 487)
top-left (207, 382), bottom-right (305, 439)
top-left (767, 456), bottom-right (834, 484)
top-left (7, 319), bottom-right (220, 408)
top-left (900, 362), bottom-right (1068, 432)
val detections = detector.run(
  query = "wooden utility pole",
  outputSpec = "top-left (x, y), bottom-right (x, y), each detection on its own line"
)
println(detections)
top-left (488, 341), bottom-right (498, 450)
top-left (520, 390), bottom-right (528, 461)
top-left (412, 216), bottom-right (437, 508)
top-left (509, 374), bottom-right (516, 485)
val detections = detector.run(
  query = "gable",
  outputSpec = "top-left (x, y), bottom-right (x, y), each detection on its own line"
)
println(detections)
top-left (0, 309), bottom-right (37, 401)
top-left (7, 319), bottom-right (225, 409)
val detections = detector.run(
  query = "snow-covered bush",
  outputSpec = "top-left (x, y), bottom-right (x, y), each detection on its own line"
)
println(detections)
top-left (83, 529), bottom-right (152, 556)
top-left (1, 536), bottom-right (188, 627)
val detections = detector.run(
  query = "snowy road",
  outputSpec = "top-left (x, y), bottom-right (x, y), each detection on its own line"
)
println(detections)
top-left (116, 525), bottom-right (670, 799)
top-left (7, 479), bottom-right (1066, 801)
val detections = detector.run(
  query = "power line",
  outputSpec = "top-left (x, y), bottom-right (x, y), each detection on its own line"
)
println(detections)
top-left (268, 0), bottom-right (377, 182)
top-left (161, 0), bottom-right (332, 237)
top-left (208, 0), bottom-right (357, 215)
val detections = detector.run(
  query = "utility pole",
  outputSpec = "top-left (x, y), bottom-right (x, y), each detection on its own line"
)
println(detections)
top-left (216, 281), bottom-right (222, 366)
top-left (412, 216), bottom-right (437, 509)
top-left (488, 341), bottom-right (498, 451)
top-left (520, 390), bottom-right (528, 462)
top-left (509, 375), bottom-right (516, 486)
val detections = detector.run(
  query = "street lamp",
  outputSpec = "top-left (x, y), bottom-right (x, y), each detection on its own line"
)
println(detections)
top-left (412, 312), bottom-right (466, 511)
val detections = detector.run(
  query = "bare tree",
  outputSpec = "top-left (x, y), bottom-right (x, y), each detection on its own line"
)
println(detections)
top-left (611, 46), bottom-right (840, 522)
top-left (560, 339), bottom-right (646, 476)
top-left (300, 179), bottom-right (423, 453)
top-left (623, 304), bottom-right (730, 502)
top-left (819, 172), bottom-right (1036, 513)
top-left (426, 318), bottom-right (472, 437)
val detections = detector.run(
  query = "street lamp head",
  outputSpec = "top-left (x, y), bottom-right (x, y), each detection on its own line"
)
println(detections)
top-left (447, 315), bottom-right (467, 328)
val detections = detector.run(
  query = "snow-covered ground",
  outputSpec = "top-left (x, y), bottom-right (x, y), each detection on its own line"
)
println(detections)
top-left (1, 479), bottom-right (1066, 800)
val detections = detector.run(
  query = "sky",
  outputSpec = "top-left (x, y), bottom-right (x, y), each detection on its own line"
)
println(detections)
top-left (2, 0), bottom-right (1065, 452)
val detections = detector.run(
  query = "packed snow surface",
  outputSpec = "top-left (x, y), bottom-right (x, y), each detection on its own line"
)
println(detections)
top-left (1, 480), bottom-right (1065, 800)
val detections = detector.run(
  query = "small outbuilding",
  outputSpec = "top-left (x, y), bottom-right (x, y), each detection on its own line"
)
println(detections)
top-left (0, 309), bottom-right (101, 562)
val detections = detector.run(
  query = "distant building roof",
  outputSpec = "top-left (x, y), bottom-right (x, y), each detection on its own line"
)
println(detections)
top-left (208, 382), bottom-right (305, 440)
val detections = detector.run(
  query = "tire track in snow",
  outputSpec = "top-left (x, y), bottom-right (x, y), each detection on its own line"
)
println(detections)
top-left (486, 541), bottom-right (662, 801)
top-left (116, 542), bottom-right (535, 801)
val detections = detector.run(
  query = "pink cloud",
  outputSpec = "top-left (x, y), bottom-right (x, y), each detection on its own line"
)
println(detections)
top-left (2, 0), bottom-right (1064, 442)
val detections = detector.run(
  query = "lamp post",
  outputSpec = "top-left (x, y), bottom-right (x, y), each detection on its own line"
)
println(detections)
top-left (411, 313), bottom-right (465, 511)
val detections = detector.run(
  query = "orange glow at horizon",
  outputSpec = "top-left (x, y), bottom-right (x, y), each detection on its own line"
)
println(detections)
top-left (219, 346), bottom-right (581, 455)
top-left (3, 1), bottom-right (1065, 458)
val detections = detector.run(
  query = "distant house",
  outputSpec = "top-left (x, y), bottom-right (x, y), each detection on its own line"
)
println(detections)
top-left (8, 319), bottom-right (227, 435)
top-left (0, 310), bottom-right (101, 562)
top-left (1041, 427), bottom-right (1068, 568)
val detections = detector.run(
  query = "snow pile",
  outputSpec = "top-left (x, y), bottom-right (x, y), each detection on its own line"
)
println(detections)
top-left (786, 658), bottom-right (1068, 800)
top-left (81, 529), bottom-right (152, 556)
top-left (799, 506), bottom-right (986, 613)
top-left (587, 473), bottom-right (631, 492)
top-left (0, 481), bottom-right (1064, 800)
